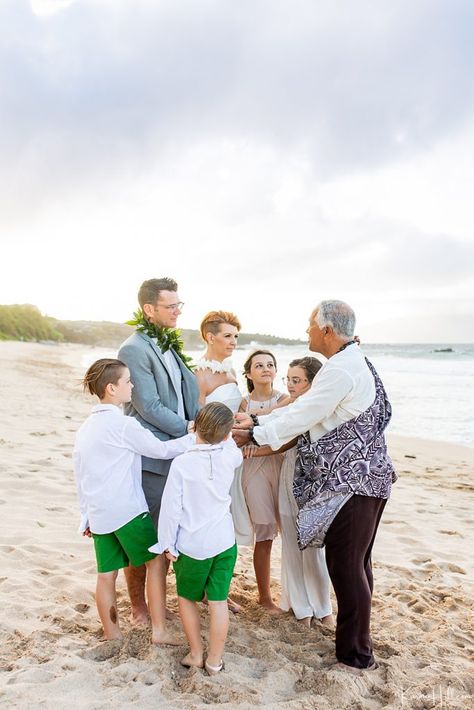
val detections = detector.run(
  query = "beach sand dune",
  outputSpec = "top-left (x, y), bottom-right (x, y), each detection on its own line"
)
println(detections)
top-left (0, 342), bottom-right (472, 708)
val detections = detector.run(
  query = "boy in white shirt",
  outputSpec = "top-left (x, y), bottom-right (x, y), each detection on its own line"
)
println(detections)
top-left (74, 358), bottom-right (193, 645)
top-left (150, 401), bottom-right (242, 675)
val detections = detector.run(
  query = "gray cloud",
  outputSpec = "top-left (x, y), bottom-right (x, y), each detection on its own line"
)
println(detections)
top-left (234, 220), bottom-right (474, 293)
top-left (1, 0), bottom-right (474, 220)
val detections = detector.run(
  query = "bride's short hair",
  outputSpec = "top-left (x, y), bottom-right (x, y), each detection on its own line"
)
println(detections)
top-left (200, 311), bottom-right (241, 340)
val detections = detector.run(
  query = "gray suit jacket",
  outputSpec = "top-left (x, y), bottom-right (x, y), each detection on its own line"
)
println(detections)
top-left (118, 331), bottom-right (200, 475)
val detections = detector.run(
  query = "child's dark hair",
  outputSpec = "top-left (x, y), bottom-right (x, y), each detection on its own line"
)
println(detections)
top-left (289, 356), bottom-right (323, 383)
top-left (195, 402), bottom-right (234, 444)
top-left (82, 358), bottom-right (127, 399)
top-left (242, 349), bottom-right (277, 393)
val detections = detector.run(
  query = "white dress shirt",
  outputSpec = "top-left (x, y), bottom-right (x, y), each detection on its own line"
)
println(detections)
top-left (74, 404), bottom-right (193, 534)
top-left (162, 348), bottom-right (185, 419)
top-left (254, 345), bottom-right (376, 450)
top-left (152, 438), bottom-right (243, 559)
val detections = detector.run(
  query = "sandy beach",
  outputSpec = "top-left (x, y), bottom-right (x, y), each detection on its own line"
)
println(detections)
top-left (0, 341), bottom-right (472, 709)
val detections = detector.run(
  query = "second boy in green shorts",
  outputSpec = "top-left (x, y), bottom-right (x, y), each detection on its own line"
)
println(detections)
top-left (150, 402), bottom-right (242, 674)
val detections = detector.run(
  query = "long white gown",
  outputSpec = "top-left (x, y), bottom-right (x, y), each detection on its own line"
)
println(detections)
top-left (278, 447), bottom-right (332, 620)
top-left (204, 382), bottom-right (254, 546)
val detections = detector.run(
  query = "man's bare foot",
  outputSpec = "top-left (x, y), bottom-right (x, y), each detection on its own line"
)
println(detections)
top-left (259, 600), bottom-right (284, 615)
top-left (333, 661), bottom-right (379, 674)
top-left (130, 606), bottom-right (149, 626)
top-left (151, 629), bottom-right (182, 646)
top-left (320, 614), bottom-right (335, 628)
top-left (298, 616), bottom-right (312, 628)
top-left (181, 651), bottom-right (204, 668)
top-left (102, 633), bottom-right (123, 641)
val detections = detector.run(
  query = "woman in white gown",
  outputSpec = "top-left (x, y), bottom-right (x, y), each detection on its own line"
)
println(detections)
top-left (194, 311), bottom-right (254, 612)
top-left (278, 357), bottom-right (333, 627)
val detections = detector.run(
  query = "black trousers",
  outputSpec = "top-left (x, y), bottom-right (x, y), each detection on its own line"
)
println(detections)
top-left (325, 494), bottom-right (387, 669)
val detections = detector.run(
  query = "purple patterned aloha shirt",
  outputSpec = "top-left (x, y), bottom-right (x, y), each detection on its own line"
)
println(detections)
top-left (293, 359), bottom-right (397, 549)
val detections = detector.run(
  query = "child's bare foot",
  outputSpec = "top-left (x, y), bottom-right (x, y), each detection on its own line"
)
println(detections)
top-left (102, 632), bottom-right (124, 641)
top-left (320, 613), bottom-right (335, 628)
top-left (205, 658), bottom-right (225, 675)
top-left (181, 652), bottom-right (204, 668)
top-left (227, 597), bottom-right (242, 614)
top-left (151, 629), bottom-right (182, 646)
top-left (259, 600), bottom-right (284, 615)
top-left (298, 616), bottom-right (312, 628)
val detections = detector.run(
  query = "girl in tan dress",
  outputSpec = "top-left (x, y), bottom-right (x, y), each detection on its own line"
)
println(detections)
top-left (240, 350), bottom-right (289, 613)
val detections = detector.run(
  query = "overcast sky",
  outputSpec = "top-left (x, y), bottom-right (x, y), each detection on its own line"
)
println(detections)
top-left (1, 0), bottom-right (473, 341)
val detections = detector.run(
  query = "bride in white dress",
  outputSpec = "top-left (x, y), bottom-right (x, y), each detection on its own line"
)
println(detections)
top-left (194, 311), bottom-right (254, 612)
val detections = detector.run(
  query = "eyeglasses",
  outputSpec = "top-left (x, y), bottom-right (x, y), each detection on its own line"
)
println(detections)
top-left (156, 302), bottom-right (184, 312)
top-left (282, 376), bottom-right (308, 386)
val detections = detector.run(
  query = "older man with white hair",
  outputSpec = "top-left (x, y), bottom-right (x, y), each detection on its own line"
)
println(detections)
top-left (234, 300), bottom-right (396, 672)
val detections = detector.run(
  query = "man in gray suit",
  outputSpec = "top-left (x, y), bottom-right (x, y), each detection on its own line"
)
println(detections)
top-left (118, 277), bottom-right (200, 624)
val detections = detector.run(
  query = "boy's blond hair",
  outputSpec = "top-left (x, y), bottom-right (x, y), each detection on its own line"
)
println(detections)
top-left (195, 402), bottom-right (234, 444)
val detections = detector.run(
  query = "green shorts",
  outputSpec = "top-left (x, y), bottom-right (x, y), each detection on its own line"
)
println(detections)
top-left (173, 543), bottom-right (237, 602)
top-left (92, 512), bottom-right (158, 573)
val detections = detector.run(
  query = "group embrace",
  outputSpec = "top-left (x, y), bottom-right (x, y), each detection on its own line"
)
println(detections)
top-left (73, 277), bottom-right (396, 677)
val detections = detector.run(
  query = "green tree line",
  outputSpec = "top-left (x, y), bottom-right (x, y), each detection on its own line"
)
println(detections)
top-left (0, 304), bottom-right (304, 348)
top-left (0, 305), bottom-right (64, 342)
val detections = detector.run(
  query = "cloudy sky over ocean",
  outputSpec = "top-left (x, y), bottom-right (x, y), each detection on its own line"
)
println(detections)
top-left (1, 0), bottom-right (473, 341)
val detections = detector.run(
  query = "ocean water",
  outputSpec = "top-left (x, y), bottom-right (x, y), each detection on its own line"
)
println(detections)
top-left (82, 343), bottom-right (474, 448)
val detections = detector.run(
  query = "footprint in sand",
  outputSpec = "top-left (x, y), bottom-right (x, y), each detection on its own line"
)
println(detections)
top-left (82, 639), bottom-right (123, 661)
top-left (375, 641), bottom-right (399, 657)
top-left (411, 602), bottom-right (429, 614)
top-left (439, 529), bottom-right (463, 537)
top-left (6, 667), bottom-right (55, 685)
top-left (411, 557), bottom-right (432, 565)
top-left (445, 563), bottom-right (466, 575)
top-left (451, 630), bottom-right (474, 649)
top-left (0, 439), bottom-right (14, 446)
top-left (74, 603), bottom-right (90, 614)
top-left (394, 592), bottom-right (413, 603)
top-left (419, 619), bottom-right (437, 632)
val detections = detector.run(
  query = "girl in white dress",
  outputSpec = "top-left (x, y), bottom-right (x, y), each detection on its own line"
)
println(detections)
top-left (278, 357), bottom-right (334, 627)
top-left (194, 311), bottom-right (254, 613)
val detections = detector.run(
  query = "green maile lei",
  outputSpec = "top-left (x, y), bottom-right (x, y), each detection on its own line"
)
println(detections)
top-left (126, 309), bottom-right (194, 371)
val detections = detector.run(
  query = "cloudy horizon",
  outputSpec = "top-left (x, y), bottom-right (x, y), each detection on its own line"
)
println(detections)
top-left (1, 0), bottom-right (473, 342)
